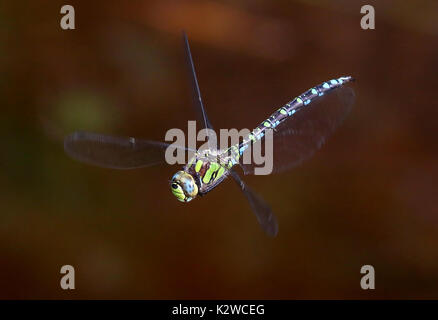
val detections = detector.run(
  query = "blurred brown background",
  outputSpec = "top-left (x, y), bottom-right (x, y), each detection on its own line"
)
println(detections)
top-left (1, 0), bottom-right (438, 299)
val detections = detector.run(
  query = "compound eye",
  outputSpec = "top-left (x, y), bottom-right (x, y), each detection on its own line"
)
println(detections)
top-left (171, 183), bottom-right (179, 189)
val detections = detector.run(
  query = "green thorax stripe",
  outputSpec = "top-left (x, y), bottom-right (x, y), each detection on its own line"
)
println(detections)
top-left (190, 157), bottom-right (227, 185)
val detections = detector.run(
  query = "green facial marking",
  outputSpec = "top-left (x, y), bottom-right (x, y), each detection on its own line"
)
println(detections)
top-left (297, 97), bottom-right (303, 104)
top-left (195, 160), bottom-right (203, 173)
top-left (280, 108), bottom-right (287, 115)
top-left (171, 184), bottom-right (186, 202)
top-left (249, 134), bottom-right (256, 142)
top-left (263, 121), bottom-right (271, 127)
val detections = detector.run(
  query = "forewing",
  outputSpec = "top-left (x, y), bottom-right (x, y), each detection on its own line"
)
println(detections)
top-left (64, 131), bottom-right (187, 169)
top-left (183, 32), bottom-right (216, 148)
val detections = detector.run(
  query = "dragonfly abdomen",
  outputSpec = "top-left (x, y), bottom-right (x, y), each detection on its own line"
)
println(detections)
top-left (238, 76), bottom-right (354, 155)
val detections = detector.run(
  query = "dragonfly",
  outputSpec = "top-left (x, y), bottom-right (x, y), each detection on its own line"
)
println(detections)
top-left (64, 32), bottom-right (355, 237)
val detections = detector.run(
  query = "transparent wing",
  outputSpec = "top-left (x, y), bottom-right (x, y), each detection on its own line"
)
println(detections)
top-left (241, 85), bottom-right (355, 174)
top-left (230, 170), bottom-right (278, 237)
top-left (64, 131), bottom-right (189, 169)
top-left (183, 32), bottom-right (215, 147)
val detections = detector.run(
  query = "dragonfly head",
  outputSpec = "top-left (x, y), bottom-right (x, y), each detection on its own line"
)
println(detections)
top-left (170, 171), bottom-right (198, 202)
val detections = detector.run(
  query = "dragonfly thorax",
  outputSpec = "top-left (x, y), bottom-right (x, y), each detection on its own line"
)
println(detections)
top-left (170, 171), bottom-right (198, 202)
